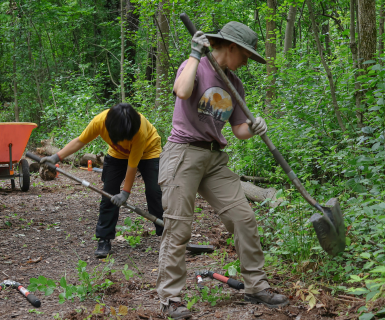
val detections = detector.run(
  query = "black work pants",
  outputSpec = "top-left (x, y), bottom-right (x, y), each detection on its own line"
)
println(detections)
top-left (96, 154), bottom-right (164, 239)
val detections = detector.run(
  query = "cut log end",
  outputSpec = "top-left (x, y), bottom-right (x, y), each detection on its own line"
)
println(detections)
top-left (39, 165), bottom-right (56, 181)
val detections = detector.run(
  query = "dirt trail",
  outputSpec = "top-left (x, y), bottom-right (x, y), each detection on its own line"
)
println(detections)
top-left (0, 165), bottom-right (357, 319)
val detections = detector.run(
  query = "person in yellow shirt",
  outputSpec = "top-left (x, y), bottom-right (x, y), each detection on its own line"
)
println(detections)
top-left (41, 103), bottom-right (163, 258)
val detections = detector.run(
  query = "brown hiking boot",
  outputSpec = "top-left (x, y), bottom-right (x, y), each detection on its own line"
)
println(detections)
top-left (162, 301), bottom-right (192, 319)
top-left (245, 288), bottom-right (289, 308)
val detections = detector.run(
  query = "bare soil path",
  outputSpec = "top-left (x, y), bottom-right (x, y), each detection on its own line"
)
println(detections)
top-left (0, 165), bottom-right (360, 319)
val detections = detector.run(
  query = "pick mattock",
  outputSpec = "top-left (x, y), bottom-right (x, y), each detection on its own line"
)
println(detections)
top-left (179, 13), bottom-right (345, 257)
top-left (26, 152), bottom-right (164, 228)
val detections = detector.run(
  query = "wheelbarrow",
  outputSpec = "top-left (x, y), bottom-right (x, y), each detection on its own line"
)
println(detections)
top-left (0, 122), bottom-right (37, 191)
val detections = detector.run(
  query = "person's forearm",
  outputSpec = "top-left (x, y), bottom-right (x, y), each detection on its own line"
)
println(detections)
top-left (232, 123), bottom-right (253, 140)
top-left (173, 57), bottom-right (199, 100)
top-left (123, 165), bottom-right (137, 193)
top-left (57, 138), bottom-right (86, 160)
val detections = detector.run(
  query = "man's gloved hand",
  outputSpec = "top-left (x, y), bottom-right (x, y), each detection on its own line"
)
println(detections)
top-left (40, 153), bottom-right (60, 165)
top-left (190, 31), bottom-right (210, 61)
top-left (246, 117), bottom-right (268, 136)
top-left (111, 190), bottom-right (130, 207)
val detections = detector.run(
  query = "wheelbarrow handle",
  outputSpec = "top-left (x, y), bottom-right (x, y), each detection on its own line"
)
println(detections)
top-left (26, 152), bottom-right (164, 227)
top-left (179, 13), bottom-right (319, 210)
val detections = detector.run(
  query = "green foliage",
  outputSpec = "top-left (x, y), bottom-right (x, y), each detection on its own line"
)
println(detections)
top-left (223, 259), bottom-right (240, 277)
top-left (200, 285), bottom-right (229, 306)
top-left (116, 216), bottom-right (144, 248)
top-left (122, 264), bottom-right (135, 281)
top-left (28, 275), bottom-right (56, 296)
top-left (28, 257), bottom-right (116, 303)
top-left (346, 266), bottom-right (385, 319)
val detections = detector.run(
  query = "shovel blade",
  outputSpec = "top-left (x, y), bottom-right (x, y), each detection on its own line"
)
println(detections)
top-left (310, 198), bottom-right (346, 256)
top-left (186, 243), bottom-right (215, 253)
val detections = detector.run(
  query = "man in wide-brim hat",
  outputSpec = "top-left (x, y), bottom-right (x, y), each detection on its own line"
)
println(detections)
top-left (156, 21), bottom-right (289, 319)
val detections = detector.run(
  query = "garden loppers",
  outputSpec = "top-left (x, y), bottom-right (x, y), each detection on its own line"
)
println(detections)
top-left (26, 152), bottom-right (164, 228)
top-left (179, 13), bottom-right (346, 257)
top-left (0, 280), bottom-right (41, 307)
top-left (201, 270), bottom-right (244, 290)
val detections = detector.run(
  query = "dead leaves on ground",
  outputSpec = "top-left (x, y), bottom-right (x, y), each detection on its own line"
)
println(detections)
top-left (92, 304), bottom-right (128, 320)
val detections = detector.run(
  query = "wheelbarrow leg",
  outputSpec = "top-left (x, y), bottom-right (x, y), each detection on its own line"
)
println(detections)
top-left (9, 143), bottom-right (15, 190)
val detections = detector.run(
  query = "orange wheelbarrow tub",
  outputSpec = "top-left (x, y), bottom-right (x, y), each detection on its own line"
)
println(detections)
top-left (0, 122), bottom-right (38, 191)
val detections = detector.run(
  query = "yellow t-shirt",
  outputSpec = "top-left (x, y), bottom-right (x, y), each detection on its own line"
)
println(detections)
top-left (78, 109), bottom-right (161, 168)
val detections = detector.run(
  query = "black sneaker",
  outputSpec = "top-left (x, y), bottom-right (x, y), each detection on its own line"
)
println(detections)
top-left (245, 288), bottom-right (289, 308)
top-left (94, 239), bottom-right (111, 258)
top-left (162, 301), bottom-right (192, 319)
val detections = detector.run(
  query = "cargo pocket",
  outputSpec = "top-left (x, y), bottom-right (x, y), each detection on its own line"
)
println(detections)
top-left (158, 150), bottom-right (169, 186)
top-left (161, 185), bottom-right (180, 218)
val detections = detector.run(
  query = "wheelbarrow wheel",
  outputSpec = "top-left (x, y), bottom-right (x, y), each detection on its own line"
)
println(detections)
top-left (19, 159), bottom-right (30, 192)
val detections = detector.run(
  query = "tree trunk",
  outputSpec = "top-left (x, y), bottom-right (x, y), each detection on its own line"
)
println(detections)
top-left (265, 0), bottom-right (277, 109)
top-left (13, 39), bottom-right (19, 122)
top-left (357, 0), bottom-right (377, 127)
top-left (120, 0), bottom-right (126, 102)
top-left (350, 0), bottom-right (363, 127)
top-left (155, 1), bottom-right (170, 109)
top-left (284, 5), bottom-right (297, 53)
top-left (358, 0), bottom-right (377, 66)
top-left (254, 9), bottom-right (265, 43)
top-left (379, 0), bottom-right (385, 56)
top-left (126, 0), bottom-right (140, 87)
top-left (307, 0), bottom-right (346, 132)
top-left (146, 45), bottom-right (156, 84)
top-left (322, 20), bottom-right (331, 56)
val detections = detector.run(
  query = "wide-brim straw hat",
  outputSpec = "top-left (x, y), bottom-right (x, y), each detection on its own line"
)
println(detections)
top-left (205, 21), bottom-right (266, 64)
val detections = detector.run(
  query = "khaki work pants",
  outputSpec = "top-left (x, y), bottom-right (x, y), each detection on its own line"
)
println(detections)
top-left (156, 142), bottom-right (269, 305)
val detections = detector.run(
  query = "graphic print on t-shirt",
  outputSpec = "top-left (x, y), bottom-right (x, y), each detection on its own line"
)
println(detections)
top-left (198, 87), bottom-right (233, 127)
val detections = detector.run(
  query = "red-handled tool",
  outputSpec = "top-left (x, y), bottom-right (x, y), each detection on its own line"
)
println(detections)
top-left (195, 271), bottom-right (205, 291)
top-left (202, 270), bottom-right (244, 290)
top-left (0, 280), bottom-right (41, 307)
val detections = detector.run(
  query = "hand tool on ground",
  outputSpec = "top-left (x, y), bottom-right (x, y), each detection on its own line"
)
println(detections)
top-left (26, 152), bottom-right (164, 228)
top-left (201, 270), bottom-right (244, 290)
top-left (79, 167), bottom-right (103, 173)
top-left (179, 13), bottom-right (345, 257)
top-left (195, 271), bottom-right (205, 291)
top-left (186, 243), bottom-right (215, 253)
top-left (0, 280), bottom-right (41, 307)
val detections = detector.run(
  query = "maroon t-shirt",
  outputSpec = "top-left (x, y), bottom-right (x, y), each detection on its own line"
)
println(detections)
top-left (168, 57), bottom-right (248, 149)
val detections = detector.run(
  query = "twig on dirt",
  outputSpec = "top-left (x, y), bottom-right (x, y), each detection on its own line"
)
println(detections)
top-left (336, 298), bottom-right (357, 304)
top-left (2, 270), bottom-right (9, 277)
top-left (338, 295), bottom-right (365, 301)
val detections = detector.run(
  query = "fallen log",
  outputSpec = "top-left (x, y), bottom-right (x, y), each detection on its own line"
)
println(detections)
top-left (79, 153), bottom-right (104, 167)
top-left (241, 181), bottom-right (283, 208)
top-left (35, 138), bottom-right (75, 163)
top-left (240, 175), bottom-right (271, 184)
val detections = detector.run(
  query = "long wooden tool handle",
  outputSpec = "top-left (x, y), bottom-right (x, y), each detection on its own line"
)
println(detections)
top-left (179, 13), bottom-right (320, 210)
top-left (26, 152), bottom-right (164, 227)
